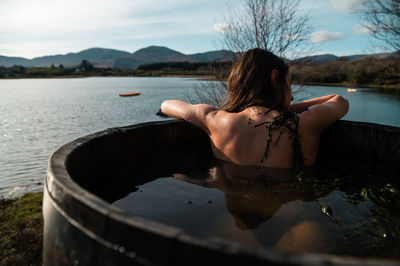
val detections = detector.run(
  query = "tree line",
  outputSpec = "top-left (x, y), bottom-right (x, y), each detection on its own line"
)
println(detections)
top-left (136, 61), bottom-right (233, 78)
top-left (0, 60), bottom-right (232, 78)
top-left (0, 60), bottom-right (95, 78)
top-left (290, 54), bottom-right (400, 87)
top-left (1, 56), bottom-right (399, 88)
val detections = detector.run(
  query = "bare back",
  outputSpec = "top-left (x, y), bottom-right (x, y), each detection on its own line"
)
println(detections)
top-left (207, 107), bottom-right (306, 168)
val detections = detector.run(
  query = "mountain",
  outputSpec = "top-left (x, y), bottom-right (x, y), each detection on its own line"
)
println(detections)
top-left (293, 54), bottom-right (339, 64)
top-left (188, 50), bottom-right (237, 62)
top-left (32, 48), bottom-right (131, 68)
top-left (3, 46), bottom-right (395, 69)
top-left (0, 56), bottom-right (31, 67)
top-left (0, 46), bottom-right (234, 69)
top-left (132, 46), bottom-right (192, 62)
top-left (114, 46), bottom-right (193, 69)
top-left (0, 48), bottom-right (131, 68)
top-left (293, 51), bottom-right (399, 64)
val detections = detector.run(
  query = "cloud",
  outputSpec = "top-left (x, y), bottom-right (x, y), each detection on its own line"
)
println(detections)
top-left (0, 0), bottom-right (202, 33)
top-left (330, 0), bottom-right (366, 13)
top-left (309, 30), bottom-right (346, 43)
top-left (353, 24), bottom-right (373, 35)
top-left (0, 0), bottom-right (228, 57)
top-left (213, 23), bottom-right (230, 33)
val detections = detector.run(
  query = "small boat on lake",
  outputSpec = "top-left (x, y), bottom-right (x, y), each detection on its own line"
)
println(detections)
top-left (119, 92), bottom-right (140, 97)
top-left (347, 88), bottom-right (357, 92)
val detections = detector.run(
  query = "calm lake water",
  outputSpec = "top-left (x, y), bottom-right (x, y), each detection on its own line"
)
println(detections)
top-left (0, 77), bottom-right (400, 197)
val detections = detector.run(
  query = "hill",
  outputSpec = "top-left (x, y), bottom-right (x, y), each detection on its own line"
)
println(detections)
top-left (0, 46), bottom-right (235, 69)
top-left (0, 56), bottom-right (31, 67)
top-left (293, 54), bottom-right (339, 64)
top-left (188, 50), bottom-right (237, 62)
top-left (114, 46), bottom-right (237, 69)
top-left (114, 46), bottom-right (193, 69)
top-left (293, 52), bottom-right (399, 64)
top-left (0, 48), bottom-right (131, 68)
top-left (2, 46), bottom-right (397, 73)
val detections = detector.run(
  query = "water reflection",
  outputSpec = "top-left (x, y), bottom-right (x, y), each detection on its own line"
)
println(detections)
top-left (368, 87), bottom-right (400, 96)
top-left (172, 160), bottom-right (332, 252)
top-left (174, 161), bottom-right (300, 228)
top-left (167, 158), bottom-right (400, 256)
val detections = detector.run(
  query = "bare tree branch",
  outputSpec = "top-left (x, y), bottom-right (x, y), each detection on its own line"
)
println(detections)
top-left (188, 0), bottom-right (315, 107)
top-left (360, 0), bottom-right (400, 51)
top-left (219, 0), bottom-right (315, 59)
top-left (185, 80), bottom-right (227, 107)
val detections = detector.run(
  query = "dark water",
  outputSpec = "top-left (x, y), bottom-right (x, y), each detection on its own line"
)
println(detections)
top-left (0, 77), bottom-right (400, 197)
top-left (113, 159), bottom-right (400, 257)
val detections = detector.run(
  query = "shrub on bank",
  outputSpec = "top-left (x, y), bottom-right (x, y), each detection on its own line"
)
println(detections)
top-left (0, 192), bottom-right (43, 266)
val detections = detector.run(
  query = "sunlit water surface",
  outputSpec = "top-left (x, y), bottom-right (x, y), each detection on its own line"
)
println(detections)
top-left (0, 77), bottom-right (399, 197)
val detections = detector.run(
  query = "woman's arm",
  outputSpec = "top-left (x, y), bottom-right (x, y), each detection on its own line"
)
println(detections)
top-left (298, 95), bottom-right (349, 133)
top-left (288, 95), bottom-right (336, 113)
top-left (160, 100), bottom-right (218, 133)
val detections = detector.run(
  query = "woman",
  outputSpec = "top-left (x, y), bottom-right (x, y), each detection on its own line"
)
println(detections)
top-left (161, 48), bottom-right (349, 171)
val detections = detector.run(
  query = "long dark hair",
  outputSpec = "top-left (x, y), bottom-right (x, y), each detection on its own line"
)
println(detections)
top-left (222, 48), bottom-right (289, 112)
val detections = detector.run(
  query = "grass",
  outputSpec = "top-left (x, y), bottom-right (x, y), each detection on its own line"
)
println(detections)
top-left (0, 192), bottom-right (43, 266)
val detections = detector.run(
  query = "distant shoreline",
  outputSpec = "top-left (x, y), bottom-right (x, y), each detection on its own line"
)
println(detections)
top-left (294, 81), bottom-right (400, 90)
top-left (0, 73), bottom-right (217, 80)
top-left (0, 73), bottom-right (218, 81)
top-left (1, 74), bottom-right (398, 90)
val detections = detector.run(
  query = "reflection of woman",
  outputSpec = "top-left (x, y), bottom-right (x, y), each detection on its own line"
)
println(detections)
top-left (174, 160), bottom-right (329, 253)
top-left (161, 48), bottom-right (349, 172)
top-left (174, 160), bottom-right (304, 227)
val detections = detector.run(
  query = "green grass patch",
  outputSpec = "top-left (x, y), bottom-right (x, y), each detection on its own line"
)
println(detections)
top-left (0, 192), bottom-right (43, 266)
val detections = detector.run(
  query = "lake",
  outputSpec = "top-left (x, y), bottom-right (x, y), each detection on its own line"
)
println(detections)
top-left (1, 77), bottom-right (400, 198)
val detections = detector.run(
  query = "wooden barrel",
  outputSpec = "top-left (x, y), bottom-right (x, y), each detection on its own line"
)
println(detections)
top-left (43, 120), bottom-right (400, 266)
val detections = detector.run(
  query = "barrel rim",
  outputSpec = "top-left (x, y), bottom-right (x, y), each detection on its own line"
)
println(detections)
top-left (45, 119), bottom-right (400, 266)
top-left (332, 119), bottom-right (400, 132)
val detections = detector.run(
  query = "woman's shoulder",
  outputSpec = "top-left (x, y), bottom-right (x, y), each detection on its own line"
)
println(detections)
top-left (207, 108), bottom-right (248, 131)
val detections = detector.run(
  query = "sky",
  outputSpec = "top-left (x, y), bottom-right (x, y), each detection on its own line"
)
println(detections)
top-left (0, 0), bottom-right (393, 59)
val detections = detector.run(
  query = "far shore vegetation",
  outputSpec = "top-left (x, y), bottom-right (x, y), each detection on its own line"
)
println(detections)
top-left (290, 55), bottom-right (400, 89)
top-left (1, 55), bottom-right (399, 89)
